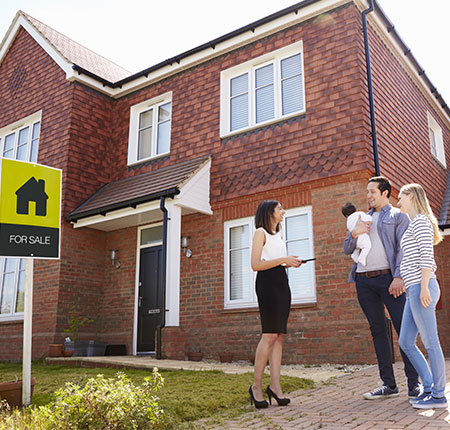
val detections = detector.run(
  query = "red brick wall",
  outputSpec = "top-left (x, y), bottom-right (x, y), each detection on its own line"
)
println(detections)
top-left (435, 238), bottom-right (450, 356)
top-left (178, 172), bottom-right (381, 364)
top-left (110, 3), bottom-right (369, 205)
top-left (366, 21), bottom-right (450, 213)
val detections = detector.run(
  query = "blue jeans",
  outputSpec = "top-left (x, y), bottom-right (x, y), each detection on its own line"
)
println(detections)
top-left (398, 279), bottom-right (446, 397)
top-left (356, 273), bottom-right (419, 389)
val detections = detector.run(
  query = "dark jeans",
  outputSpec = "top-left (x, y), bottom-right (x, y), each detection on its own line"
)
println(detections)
top-left (355, 273), bottom-right (419, 389)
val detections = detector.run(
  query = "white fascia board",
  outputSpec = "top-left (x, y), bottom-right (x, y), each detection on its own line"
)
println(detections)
top-left (354, 0), bottom-right (450, 127)
top-left (72, 0), bottom-right (351, 98)
top-left (71, 200), bottom-right (161, 229)
top-left (175, 160), bottom-right (213, 215)
top-left (0, 16), bottom-right (74, 79)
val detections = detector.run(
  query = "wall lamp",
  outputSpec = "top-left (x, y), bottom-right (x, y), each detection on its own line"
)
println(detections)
top-left (110, 249), bottom-right (121, 269)
top-left (181, 236), bottom-right (192, 258)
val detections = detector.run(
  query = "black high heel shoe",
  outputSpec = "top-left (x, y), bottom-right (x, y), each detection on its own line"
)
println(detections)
top-left (266, 386), bottom-right (290, 406)
top-left (249, 385), bottom-right (269, 409)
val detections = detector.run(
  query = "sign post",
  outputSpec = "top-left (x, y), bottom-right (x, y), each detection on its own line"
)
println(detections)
top-left (0, 158), bottom-right (61, 406)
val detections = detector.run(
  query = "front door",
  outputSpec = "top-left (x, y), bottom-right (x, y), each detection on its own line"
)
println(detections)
top-left (137, 246), bottom-right (163, 353)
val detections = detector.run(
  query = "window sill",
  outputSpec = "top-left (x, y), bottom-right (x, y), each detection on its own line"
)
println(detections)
top-left (127, 152), bottom-right (170, 168)
top-left (222, 301), bottom-right (317, 313)
top-left (431, 154), bottom-right (447, 170)
top-left (220, 111), bottom-right (306, 141)
top-left (0, 315), bottom-right (24, 324)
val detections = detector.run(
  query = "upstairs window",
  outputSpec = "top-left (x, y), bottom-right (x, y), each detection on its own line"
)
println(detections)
top-left (427, 112), bottom-right (446, 168)
top-left (128, 92), bottom-right (172, 165)
top-left (220, 42), bottom-right (305, 136)
top-left (0, 111), bottom-right (41, 321)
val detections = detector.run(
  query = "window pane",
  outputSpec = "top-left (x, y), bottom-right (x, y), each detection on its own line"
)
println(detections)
top-left (255, 64), bottom-right (273, 88)
top-left (430, 128), bottom-right (437, 156)
top-left (30, 140), bottom-right (39, 163)
top-left (230, 248), bottom-right (250, 300)
top-left (230, 93), bottom-right (248, 131)
top-left (138, 127), bottom-right (152, 159)
top-left (157, 121), bottom-right (170, 154)
top-left (32, 122), bottom-right (41, 139)
top-left (281, 54), bottom-right (302, 79)
top-left (18, 127), bottom-right (29, 147)
top-left (17, 144), bottom-right (28, 161)
top-left (4, 258), bottom-right (17, 273)
top-left (287, 240), bottom-right (313, 297)
top-left (231, 73), bottom-right (248, 97)
top-left (158, 103), bottom-right (171, 122)
top-left (230, 225), bottom-right (249, 249)
top-left (140, 226), bottom-right (163, 245)
top-left (1, 273), bottom-right (15, 314)
top-left (15, 269), bottom-right (25, 313)
top-left (256, 85), bottom-right (274, 123)
top-left (282, 75), bottom-right (304, 115)
top-left (286, 215), bottom-right (309, 241)
top-left (139, 109), bottom-right (153, 129)
top-left (4, 134), bottom-right (14, 155)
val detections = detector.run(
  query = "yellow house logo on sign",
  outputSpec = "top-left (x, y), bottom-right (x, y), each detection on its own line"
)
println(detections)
top-left (0, 158), bottom-right (61, 258)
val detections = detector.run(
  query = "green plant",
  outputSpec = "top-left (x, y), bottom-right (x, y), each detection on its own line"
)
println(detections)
top-left (0, 370), bottom-right (168, 430)
top-left (64, 310), bottom-right (93, 341)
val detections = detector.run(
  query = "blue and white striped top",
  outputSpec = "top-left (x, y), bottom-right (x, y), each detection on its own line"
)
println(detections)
top-left (400, 214), bottom-right (436, 288)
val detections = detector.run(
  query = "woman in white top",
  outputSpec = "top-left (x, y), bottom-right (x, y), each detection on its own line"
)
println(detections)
top-left (397, 183), bottom-right (447, 409)
top-left (249, 200), bottom-right (303, 408)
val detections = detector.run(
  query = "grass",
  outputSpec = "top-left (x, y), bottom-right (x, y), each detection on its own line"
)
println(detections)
top-left (0, 361), bottom-right (314, 427)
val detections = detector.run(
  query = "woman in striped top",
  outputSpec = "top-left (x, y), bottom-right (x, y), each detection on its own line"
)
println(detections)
top-left (397, 183), bottom-right (447, 410)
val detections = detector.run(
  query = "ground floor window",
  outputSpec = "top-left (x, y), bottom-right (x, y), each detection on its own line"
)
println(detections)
top-left (224, 206), bottom-right (315, 309)
top-left (0, 258), bottom-right (25, 319)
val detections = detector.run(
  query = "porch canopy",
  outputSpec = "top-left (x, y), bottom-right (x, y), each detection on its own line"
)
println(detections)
top-left (67, 156), bottom-right (212, 231)
top-left (440, 169), bottom-right (450, 235)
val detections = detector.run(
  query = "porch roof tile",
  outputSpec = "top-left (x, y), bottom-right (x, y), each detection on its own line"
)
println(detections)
top-left (67, 156), bottom-right (211, 222)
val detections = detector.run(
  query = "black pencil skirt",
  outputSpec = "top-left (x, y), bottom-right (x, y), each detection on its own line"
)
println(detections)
top-left (255, 265), bottom-right (291, 333)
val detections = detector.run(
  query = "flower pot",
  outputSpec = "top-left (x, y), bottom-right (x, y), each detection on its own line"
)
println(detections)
top-left (219, 352), bottom-right (233, 363)
top-left (248, 354), bottom-right (255, 365)
top-left (187, 351), bottom-right (203, 361)
top-left (74, 340), bottom-right (89, 356)
top-left (62, 349), bottom-right (75, 357)
top-left (48, 344), bottom-right (63, 357)
top-left (0, 378), bottom-right (36, 407)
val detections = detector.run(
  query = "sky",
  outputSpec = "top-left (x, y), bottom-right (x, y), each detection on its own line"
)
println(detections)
top-left (0, 0), bottom-right (449, 104)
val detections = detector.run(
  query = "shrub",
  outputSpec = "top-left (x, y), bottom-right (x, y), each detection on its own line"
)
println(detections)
top-left (0, 369), bottom-right (168, 430)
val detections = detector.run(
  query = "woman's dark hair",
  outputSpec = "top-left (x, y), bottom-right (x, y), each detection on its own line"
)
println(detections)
top-left (255, 200), bottom-right (281, 234)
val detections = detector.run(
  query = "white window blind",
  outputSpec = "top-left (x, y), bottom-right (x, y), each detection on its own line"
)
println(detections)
top-left (221, 42), bottom-right (305, 136)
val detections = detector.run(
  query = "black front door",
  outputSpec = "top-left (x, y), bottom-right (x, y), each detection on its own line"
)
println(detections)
top-left (137, 246), bottom-right (163, 353)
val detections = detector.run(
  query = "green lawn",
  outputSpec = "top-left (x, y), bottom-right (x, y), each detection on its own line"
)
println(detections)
top-left (0, 361), bottom-right (314, 428)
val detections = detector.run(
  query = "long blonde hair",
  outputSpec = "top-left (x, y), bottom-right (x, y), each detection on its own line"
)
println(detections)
top-left (399, 183), bottom-right (442, 245)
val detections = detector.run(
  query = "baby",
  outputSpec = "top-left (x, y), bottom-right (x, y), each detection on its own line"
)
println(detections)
top-left (342, 202), bottom-right (372, 266)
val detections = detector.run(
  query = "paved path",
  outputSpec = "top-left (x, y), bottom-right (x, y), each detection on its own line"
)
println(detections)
top-left (206, 361), bottom-right (450, 430)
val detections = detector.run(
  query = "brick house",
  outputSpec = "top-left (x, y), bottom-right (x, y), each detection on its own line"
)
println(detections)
top-left (0, 0), bottom-right (449, 364)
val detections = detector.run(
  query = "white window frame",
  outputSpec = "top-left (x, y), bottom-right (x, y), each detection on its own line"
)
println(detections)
top-left (0, 111), bottom-right (41, 162)
top-left (220, 42), bottom-right (305, 137)
top-left (427, 112), bottom-right (446, 168)
top-left (128, 92), bottom-right (172, 166)
top-left (0, 111), bottom-right (42, 322)
top-left (224, 206), bottom-right (315, 310)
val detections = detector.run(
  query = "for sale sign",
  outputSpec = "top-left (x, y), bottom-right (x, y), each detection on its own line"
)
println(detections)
top-left (0, 158), bottom-right (61, 258)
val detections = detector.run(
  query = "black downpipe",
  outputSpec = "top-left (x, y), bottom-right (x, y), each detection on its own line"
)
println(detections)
top-left (156, 197), bottom-right (168, 359)
top-left (362, 0), bottom-right (380, 176)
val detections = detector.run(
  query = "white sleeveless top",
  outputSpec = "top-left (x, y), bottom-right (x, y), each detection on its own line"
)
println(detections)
top-left (260, 228), bottom-right (287, 261)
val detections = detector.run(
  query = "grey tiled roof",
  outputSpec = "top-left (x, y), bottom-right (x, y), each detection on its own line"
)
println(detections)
top-left (68, 156), bottom-right (211, 221)
top-left (21, 11), bottom-right (131, 82)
